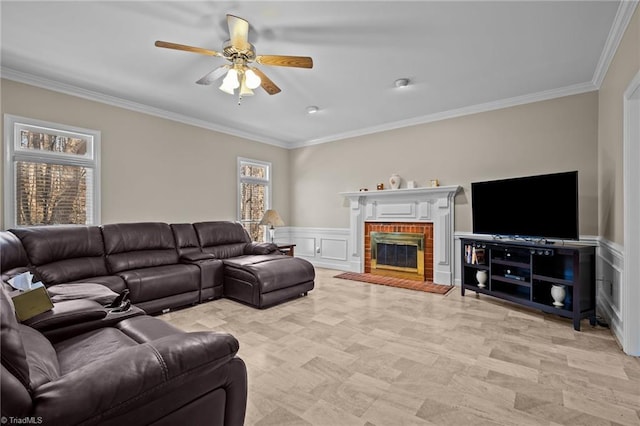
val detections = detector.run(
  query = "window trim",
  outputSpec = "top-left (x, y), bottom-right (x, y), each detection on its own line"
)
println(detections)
top-left (237, 157), bottom-right (272, 239)
top-left (3, 114), bottom-right (101, 228)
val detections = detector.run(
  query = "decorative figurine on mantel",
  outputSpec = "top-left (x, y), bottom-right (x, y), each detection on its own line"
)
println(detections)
top-left (389, 173), bottom-right (401, 190)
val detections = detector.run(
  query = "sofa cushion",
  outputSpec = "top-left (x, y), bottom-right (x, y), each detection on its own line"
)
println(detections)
top-left (193, 221), bottom-right (250, 247)
top-left (68, 275), bottom-right (127, 294)
top-left (102, 223), bottom-right (179, 273)
top-left (202, 243), bottom-right (247, 259)
top-left (223, 255), bottom-right (316, 293)
top-left (20, 325), bottom-right (60, 388)
top-left (171, 223), bottom-right (202, 257)
top-left (54, 328), bottom-right (138, 375)
top-left (0, 231), bottom-right (30, 282)
top-left (10, 226), bottom-right (110, 285)
top-left (0, 287), bottom-right (30, 389)
top-left (117, 264), bottom-right (200, 303)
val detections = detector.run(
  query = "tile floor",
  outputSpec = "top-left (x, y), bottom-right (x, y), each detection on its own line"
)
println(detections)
top-left (160, 268), bottom-right (640, 426)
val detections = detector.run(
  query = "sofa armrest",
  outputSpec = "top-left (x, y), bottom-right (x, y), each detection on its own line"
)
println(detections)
top-left (180, 252), bottom-right (217, 262)
top-left (33, 331), bottom-right (242, 425)
top-left (22, 299), bottom-right (107, 331)
top-left (244, 242), bottom-right (278, 255)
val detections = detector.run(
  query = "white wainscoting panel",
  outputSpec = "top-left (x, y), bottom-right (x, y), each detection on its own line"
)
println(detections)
top-left (292, 237), bottom-right (316, 258)
top-left (597, 238), bottom-right (624, 347)
top-left (321, 238), bottom-right (349, 261)
top-left (276, 227), bottom-right (351, 271)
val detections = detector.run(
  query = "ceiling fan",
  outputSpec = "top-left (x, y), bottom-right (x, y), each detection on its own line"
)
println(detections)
top-left (155, 14), bottom-right (313, 103)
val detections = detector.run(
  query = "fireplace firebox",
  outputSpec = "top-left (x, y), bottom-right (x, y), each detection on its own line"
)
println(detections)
top-left (370, 232), bottom-right (425, 281)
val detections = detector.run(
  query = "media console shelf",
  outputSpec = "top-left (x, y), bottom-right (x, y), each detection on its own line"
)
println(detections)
top-left (461, 238), bottom-right (596, 331)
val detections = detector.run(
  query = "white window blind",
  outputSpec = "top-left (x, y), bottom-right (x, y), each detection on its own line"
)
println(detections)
top-left (4, 115), bottom-right (101, 227)
top-left (238, 157), bottom-right (271, 241)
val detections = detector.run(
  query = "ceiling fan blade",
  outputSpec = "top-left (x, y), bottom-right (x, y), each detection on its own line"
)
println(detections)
top-left (227, 14), bottom-right (250, 50)
top-left (255, 55), bottom-right (313, 69)
top-left (155, 40), bottom-right (221, 57)
top-left (196, 65), bottom-right (229, 85)
top-left (250, 67), bottom-right (281, 95)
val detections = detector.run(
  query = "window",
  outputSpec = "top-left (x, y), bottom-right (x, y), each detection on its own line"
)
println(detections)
top-left (238, 157), bottom-right (271, 241)
top-left (4, 115), bottom-right (100, 228)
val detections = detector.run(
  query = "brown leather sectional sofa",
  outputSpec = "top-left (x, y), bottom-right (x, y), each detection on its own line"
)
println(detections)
top-left (4, 220), bottom-right (315, 313)
top-left (0, 220), bottom-right (315, 424)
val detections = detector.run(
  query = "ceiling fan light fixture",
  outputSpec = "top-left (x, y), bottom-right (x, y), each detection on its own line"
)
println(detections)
top-left (219, 83), bottom-right (235, 95)
top-left (219, 68), bottom-right (240, 94)
top-left (244, 69), bottom-right (262, 89)
top-left (156, 14), bottom-right (312, 100)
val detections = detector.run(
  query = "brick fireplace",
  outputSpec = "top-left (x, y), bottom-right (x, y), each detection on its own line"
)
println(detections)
top-left (365, 222), bottom-right (433, 281)
top-left (341, 186), bottom-right (460, 285)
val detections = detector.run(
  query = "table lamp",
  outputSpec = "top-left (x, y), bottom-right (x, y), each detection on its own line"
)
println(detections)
top-left (259, 209), bottom-right (284, 243)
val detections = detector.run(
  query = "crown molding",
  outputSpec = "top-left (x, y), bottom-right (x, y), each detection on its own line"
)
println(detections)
top-left (0, 68), bottom-right (599, 151)
top-left (592, 0), bottom-right (639, 88)
top-left (289, 81), bottom-right (598, 149)
top-left (0, 67), bottom-right (291, 149)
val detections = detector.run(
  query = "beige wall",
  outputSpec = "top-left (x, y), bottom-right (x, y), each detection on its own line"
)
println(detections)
top-left (598, 7), bottom-right (639, 245)
top-left (0, 79), bottom-right (290, 227)
top-left (290, 91), bottom-right (599, 236)
top-left (1, 59), bottom-right (615, 239)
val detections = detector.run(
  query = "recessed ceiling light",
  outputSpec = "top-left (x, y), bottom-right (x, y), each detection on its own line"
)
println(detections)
top-left (306, 106), bottom-right (319, 114)
top-left (394, 78), bottom-right (410, 88)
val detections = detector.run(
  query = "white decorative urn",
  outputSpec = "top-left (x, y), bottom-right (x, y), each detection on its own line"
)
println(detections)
top-left (551, 284), bottom-right (566, 307)
top-left (476, 270), bottom-right (487, 288)
top-left (389, 173), bottom-right (401, 190)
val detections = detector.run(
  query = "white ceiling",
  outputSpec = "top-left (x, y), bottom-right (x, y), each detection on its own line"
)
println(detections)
top-left (0, 1), bottom-right (629, 148)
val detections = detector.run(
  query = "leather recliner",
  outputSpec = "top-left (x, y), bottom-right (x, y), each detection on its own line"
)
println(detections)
top-left (0, 285), bottom-right (248, 425)
top-left (101, 223), bottom-right (201, 314)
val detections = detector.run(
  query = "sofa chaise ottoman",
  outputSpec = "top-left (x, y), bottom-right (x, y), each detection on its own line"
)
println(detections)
top-left (193, 221), bottom-right (315, 308)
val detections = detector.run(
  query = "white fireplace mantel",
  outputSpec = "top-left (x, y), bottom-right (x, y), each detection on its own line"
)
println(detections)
top-left (340, 185), bottom-right (460, 284)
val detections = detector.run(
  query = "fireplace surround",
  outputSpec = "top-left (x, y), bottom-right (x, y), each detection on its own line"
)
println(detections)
top-left (341, 186), bottom-right (460, 284)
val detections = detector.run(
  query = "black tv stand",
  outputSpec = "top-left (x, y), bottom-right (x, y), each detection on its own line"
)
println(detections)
top-left (461, 238), bottom-right (596, 331)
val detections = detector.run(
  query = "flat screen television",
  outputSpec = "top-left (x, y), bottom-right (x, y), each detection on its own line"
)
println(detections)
top-left (471, 171), bottom-right (579, 241)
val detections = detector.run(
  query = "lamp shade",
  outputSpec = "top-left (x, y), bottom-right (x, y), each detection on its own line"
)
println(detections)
top-left (259, 209), bottom-right (284, 228)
